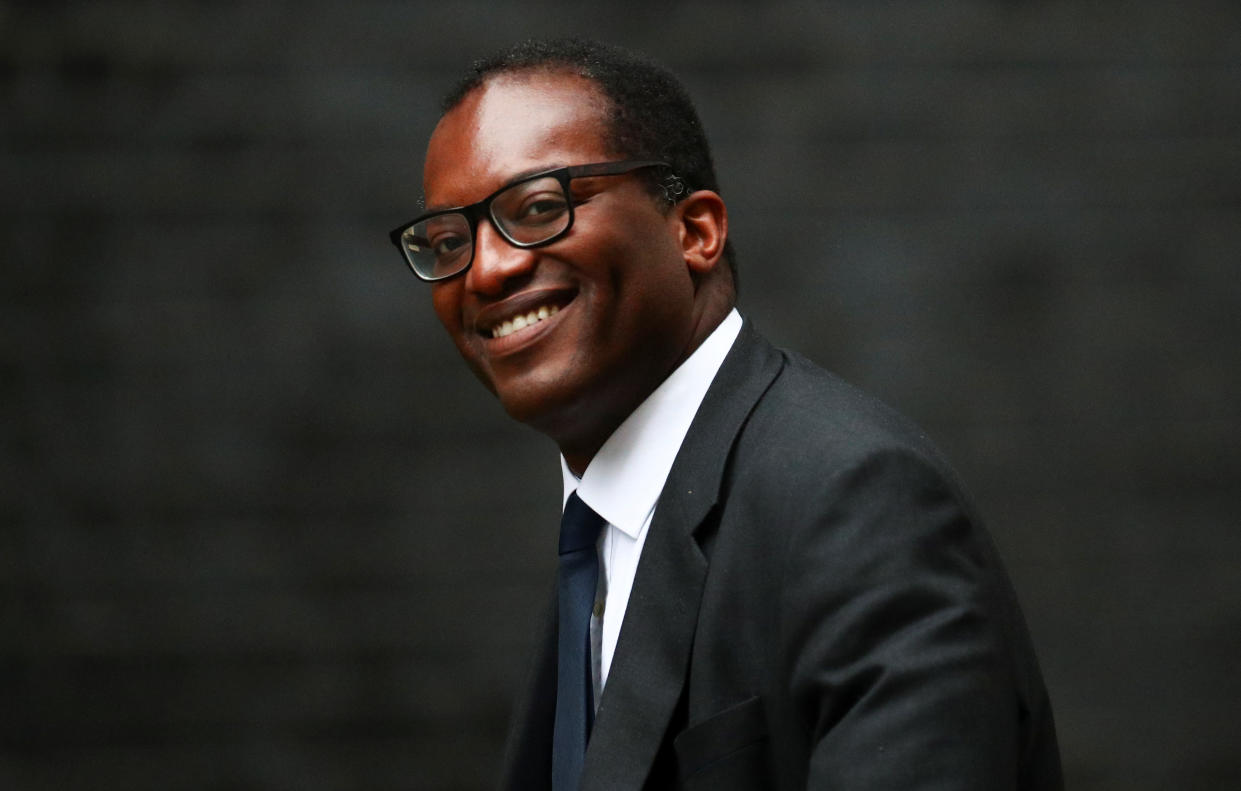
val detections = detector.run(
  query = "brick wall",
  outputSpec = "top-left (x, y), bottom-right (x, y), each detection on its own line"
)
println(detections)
top-left (4, 2), bottom-right (1239, 788)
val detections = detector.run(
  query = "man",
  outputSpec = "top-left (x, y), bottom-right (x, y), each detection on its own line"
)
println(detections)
top-left (391, 39), bottom-right (1062, 790)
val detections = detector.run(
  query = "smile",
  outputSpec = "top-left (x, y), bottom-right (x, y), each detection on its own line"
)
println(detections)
top-left (489, 303), bottom-right (561, 339)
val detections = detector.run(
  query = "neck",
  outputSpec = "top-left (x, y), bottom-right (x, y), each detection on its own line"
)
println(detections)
top-left (556, 299), bottom-right (735, 479)
top-left (562, 449), bottom-right (592, 479)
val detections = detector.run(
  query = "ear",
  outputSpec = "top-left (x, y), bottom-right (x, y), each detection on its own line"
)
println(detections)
top-left (675, 190), bottom-right (728, 275)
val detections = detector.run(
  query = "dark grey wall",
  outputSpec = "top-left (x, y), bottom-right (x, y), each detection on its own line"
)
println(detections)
top-left (4, 2), bottom-right (1239, 789)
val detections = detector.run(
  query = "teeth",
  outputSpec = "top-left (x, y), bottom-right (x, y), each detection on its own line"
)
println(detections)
top-left (491, 304), bottom-right (560, 339)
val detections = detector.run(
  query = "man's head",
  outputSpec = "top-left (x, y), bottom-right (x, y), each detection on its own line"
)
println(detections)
top-left (415, 39), bottom-right (734, 472)
top-left (439, 39), bottom-right (737, 278)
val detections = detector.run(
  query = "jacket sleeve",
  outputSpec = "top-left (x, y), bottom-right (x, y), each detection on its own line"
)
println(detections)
top-left (779, 447), bottom-right (1060, 790)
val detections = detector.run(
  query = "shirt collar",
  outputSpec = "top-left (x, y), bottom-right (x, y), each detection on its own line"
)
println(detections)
top-left (561, 309), bottom-right (744, 536)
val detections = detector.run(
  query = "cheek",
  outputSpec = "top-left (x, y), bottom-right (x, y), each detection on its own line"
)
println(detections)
top-left (430, 283), bottom-right (463, 333)
top-left (431, 283), bottom-right (493, 390)
top-left (616, 226), bottom-right (694, 308)
top-left (597, 209), bottom-right (684, 286)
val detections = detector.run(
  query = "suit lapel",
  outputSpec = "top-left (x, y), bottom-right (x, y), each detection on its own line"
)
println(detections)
top-left (581, 323), bottom-right (785, 789)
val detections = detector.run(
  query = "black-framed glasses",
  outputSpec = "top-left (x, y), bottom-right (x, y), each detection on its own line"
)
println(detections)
top-left (389, 159), bottom-right (667, 282)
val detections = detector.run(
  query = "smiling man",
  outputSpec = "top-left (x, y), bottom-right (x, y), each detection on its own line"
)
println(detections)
top-left (391, 39), bottom-right (1062, 791)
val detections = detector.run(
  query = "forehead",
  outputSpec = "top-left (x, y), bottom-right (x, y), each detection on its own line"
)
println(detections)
top-left (423, 71), bottom-right (615, 207)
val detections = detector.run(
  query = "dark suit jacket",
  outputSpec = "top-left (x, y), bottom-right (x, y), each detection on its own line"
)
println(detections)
top-left (499, 323), bottom-right (1062, 790)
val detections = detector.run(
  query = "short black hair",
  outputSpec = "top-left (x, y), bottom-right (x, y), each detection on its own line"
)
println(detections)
top-left (441, 38), bottom-right (738, 281)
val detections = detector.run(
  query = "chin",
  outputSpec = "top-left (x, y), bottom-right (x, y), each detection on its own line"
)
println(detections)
top-left (495, 385), bottom-right (571, 429)
top-left (494, 378), bottom-right (604, 448)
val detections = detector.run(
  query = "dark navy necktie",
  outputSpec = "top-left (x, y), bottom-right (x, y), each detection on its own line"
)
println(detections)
top-left (552, 492), bottom-right (606, 791)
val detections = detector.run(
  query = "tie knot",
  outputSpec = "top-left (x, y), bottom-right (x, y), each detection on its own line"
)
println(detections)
top-left (559, 492), bottom-right (606, 555)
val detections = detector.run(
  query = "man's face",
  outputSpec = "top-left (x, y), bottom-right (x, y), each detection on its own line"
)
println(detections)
top-left (423, 72), bottom-right (703, 456)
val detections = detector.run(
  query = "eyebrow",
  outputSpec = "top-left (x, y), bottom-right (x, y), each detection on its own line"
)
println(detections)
top-left (423, 162), bottom-right (567, 212)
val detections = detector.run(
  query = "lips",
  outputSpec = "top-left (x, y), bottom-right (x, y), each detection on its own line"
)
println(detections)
top-left (473, 289), bottom-right (576, 345)
top-left (490, 303), bottom-right (561, 338)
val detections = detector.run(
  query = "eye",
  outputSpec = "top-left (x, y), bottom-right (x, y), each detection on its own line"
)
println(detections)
top-left (430, 232), bottom-right (469, 257)
top-left (516, 193), bottom-right (569, 222)
top-left (420, 213), bottom-right (472, 259)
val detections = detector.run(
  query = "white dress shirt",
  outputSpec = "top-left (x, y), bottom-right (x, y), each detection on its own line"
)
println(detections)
top-left (560, 309), bottom-right (743, 703)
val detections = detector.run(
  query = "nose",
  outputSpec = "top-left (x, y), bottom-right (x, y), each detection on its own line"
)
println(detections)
top-left (464, 216), bottom-right (537, 295)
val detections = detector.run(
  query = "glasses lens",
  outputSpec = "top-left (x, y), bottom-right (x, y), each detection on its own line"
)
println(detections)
top-left (401, 212), bottom-right (472, 280)
top-left (491, 176), bottom-right (571, 245)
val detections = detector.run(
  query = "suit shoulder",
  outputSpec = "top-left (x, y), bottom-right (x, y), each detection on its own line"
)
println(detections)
top-left (742, 348), bottom-right (947, 468)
